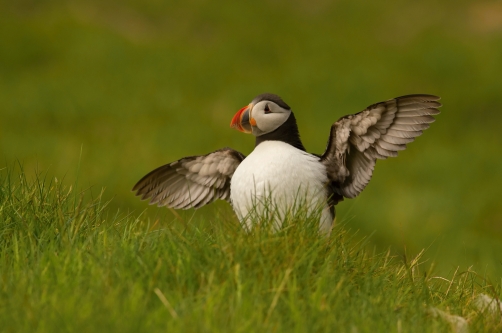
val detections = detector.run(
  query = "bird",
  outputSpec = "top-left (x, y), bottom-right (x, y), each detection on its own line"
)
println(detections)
top-left (133, 93), bottom-right (441, 234)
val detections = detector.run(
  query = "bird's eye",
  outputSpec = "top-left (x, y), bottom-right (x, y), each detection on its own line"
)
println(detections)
top-left (264, 104), bottom-right (271, 114)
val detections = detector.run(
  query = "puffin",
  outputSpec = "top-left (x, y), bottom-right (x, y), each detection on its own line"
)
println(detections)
top-left (133, 93), bottom-right (441, 233)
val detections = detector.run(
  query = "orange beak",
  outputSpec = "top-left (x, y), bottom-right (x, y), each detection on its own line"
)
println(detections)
top-left (230, 104), bottom-right (253, 133)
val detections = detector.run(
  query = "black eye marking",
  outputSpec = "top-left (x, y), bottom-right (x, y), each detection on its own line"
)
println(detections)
top-left (264, 104), bottom-right (271, 114)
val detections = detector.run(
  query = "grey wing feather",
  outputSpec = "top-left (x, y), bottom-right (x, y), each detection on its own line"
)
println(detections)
top-left (321, 94), bottom-right (441, 199)
top-left (133, 147), bottom-right (245, 209)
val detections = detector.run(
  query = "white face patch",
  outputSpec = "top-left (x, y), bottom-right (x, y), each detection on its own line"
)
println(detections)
top-left (250, 101), bottom-right (291, 136)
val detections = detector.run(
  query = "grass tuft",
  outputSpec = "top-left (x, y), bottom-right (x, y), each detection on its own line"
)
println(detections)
top-left (0, 166), bottom-right (500, 332)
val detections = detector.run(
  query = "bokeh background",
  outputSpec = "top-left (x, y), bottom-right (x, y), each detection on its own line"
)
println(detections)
top-left (1, 0), bottom-right (501, 277)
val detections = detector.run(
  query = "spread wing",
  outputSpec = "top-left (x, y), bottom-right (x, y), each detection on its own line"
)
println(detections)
top-left (133, 147), bottom-right (245, 209)
top-left (320, 94), bottom-right (441, 199)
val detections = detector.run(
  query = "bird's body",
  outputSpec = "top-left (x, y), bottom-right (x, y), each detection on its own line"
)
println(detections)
top-left (133, 93), bottom-right (441, 234)
top-left (230, 140), bottom-right (332, 232)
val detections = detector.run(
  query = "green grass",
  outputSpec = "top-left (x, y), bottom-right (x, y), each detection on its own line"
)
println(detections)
top-left (1, 167), bottom-right (501, 332)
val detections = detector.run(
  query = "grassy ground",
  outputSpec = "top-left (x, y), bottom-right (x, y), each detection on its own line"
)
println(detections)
top-left (1, 168), bottom-right (501, 332)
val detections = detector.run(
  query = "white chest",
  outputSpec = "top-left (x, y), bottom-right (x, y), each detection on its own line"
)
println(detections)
top-left (230, 141), bottom-right (332, 232)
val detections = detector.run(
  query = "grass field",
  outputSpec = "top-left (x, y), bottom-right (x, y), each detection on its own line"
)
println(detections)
top-left (1, 0), bottom-right (502, 331)
top-left (1, 169), bottom-right (501, 332)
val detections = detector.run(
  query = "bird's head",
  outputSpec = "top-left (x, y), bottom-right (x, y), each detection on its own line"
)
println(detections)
top-left (230, 93), bottom-right (292, 136)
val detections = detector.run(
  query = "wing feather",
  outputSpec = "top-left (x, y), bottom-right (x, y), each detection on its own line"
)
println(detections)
top-left (396, 109), bottom-right (441, 117)
top-left (385, 129), bottom-right (422, 138)
top-left (376, 140), bottom-right (407, 151)
top-left (393, 115), bottom-right (435, 124)
top-left (381, 134), bottom-right (416, 145)
top-left (321, 94), bottom-right (440, 198)
top-left (133, 147), bottom-right (245, 209)
top-left (390, 123), bottom-right (431, 131)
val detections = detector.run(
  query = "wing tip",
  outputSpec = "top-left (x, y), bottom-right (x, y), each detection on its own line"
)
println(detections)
top-left (395, 94), bottom-right (441, 101)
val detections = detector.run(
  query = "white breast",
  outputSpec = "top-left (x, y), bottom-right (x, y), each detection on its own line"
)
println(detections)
top-left (230, 141), bottom-right (333, 233)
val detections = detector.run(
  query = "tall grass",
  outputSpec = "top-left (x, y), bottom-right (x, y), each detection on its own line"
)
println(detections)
top-left (0, 166), bottom-right (500, 332)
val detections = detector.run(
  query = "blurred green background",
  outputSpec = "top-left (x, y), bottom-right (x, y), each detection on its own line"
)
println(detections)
top-left (1, 0), bottom-right (501, 277)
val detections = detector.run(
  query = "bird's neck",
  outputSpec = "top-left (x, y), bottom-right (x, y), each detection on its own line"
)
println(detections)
top-left (255, 112), bottom-right (306, 151)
